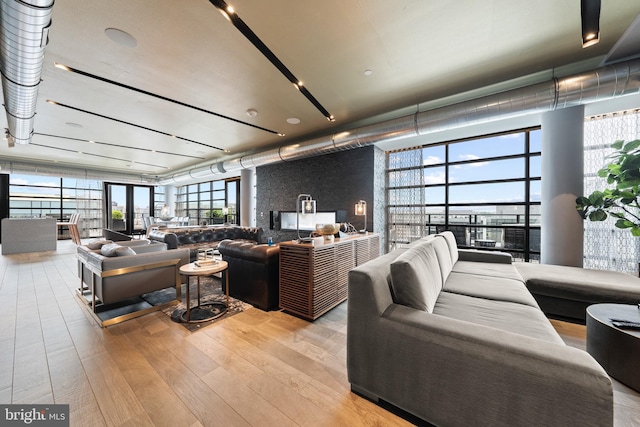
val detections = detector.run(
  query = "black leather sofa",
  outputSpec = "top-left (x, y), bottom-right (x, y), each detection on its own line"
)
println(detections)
top-left (217, 240), bottom-right (280, 311)
top-left (148, 225), bottom-right (263, 261)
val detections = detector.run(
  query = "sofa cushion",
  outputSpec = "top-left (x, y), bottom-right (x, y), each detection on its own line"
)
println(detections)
top-left (115, 246), bottom-right (136, 256)
top-left (516, 262), bottom-right (640, 303)
top-left (390, 243), bottom-right (442, 312)
top-left (86, 239), bottom-right (113, 250)
top-left (452, 260), bottom-right (524, 282)
top-left (430, 236), bottom-right (453, 283)
top-left (443, 271), bottom-right (540, 308)
top-left (434, 292), bottom-right (565, 345)
top-left (438, 231), bottom-right (459, 264)
top-left (101, 243), bottom-right (121, 257)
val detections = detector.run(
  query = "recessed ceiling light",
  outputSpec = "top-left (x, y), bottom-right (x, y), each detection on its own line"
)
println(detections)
top-left (105, 28), bottom-right (137, 48)
top-left (286, 117), bottom-right (301, 125)
top-left (246, 109), bottom-right (258, 118)
top-left (364, 69), bottom-right (373, 76)
top-left (65, 122), bottom-right (83, 128)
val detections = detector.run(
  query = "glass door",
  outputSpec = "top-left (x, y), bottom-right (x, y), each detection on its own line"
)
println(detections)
top-left (105, 184), bottom-right (127, 231)
top-left (104, 183), bottom-right (153, 235)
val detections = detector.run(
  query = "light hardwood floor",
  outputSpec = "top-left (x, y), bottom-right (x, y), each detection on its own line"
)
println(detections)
top-left (1, 240), bottom-right (639, 426)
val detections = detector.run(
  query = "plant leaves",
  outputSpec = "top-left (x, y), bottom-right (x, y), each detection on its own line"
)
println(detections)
top-left (611, 140), bottom-right (625, 150)
top-left (589, 210), bottom-right (607, 221)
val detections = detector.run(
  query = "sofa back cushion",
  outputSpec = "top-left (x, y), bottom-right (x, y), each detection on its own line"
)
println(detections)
top-left (438, 231), bottom-right (459, 264)
top-left (390, 242), bottom-right (443, 312)
top-left (431, 236), bottom-right (453, 283)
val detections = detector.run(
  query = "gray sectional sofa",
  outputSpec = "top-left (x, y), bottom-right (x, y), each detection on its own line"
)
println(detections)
top-left (347, 232), bottom-right (613, 427)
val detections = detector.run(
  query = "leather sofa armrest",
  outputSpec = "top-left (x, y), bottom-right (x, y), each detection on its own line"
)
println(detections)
top-left (148, 229), bottom-right (179, 249)
top-left (218, 239), bottom-right (279, 263)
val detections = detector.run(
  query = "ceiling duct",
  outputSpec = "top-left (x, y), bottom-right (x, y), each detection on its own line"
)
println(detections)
top-left (158, 59), bottom-right (640, 186)
top-left (0, 0), bottom-right (53, 147)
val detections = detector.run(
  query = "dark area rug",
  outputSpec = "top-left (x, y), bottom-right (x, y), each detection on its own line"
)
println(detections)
top-left (143, 276), bottom-right (252, 331)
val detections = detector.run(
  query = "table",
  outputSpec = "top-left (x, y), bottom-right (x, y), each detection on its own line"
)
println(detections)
top-left (178, 260), bottom-right (229, 323)
top-left (586, 303), bottom-right (640, 392)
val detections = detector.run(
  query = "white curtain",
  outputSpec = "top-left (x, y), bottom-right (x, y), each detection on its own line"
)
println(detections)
top-left (583, 110), bottom-right (640, 273)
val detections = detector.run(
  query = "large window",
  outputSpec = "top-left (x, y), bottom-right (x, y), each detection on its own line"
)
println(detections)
top-left (175, 178), bottom-right (240, 225)
top-left (387, 128), bottom-right (541, 261)
top-left (9, 174), bottom-right (103, 238)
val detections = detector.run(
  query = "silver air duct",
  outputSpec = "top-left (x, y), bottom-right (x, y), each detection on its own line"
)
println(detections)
top-left (158, 59), bottom-right (640, 185)
top-left (0, 0), bottom-right (54, 147)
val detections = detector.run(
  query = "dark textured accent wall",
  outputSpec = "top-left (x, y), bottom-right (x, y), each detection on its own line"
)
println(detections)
top-left (256, 146), bottom-right (384, 244)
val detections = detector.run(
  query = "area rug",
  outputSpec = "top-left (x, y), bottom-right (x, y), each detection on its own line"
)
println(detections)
top-left (142, 276), bottom-right (252, 332)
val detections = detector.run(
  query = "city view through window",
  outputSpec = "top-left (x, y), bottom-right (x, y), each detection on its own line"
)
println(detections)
top-left (387, 128), bottom-right (541, 261)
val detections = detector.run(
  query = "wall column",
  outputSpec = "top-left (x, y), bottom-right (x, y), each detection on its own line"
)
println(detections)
top-left (541, 105), bottom-right (584, 266)
top-left (241, 168), bottom-right (256, 227)
top-left (164, 185), bottom-right (176, 218)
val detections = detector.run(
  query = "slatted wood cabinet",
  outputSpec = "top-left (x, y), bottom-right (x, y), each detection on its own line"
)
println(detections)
top-left (279, 233), bottom-right (380, 320)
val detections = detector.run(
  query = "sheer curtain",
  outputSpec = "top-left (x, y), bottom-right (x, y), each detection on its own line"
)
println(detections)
top-left (387, 147), bottom-right (426, 251)
top-left (583, 110), bottom-right (640, 273)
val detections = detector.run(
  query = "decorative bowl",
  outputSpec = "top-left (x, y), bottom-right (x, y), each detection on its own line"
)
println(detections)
top-left (315, 223), bottom-right (340, 235)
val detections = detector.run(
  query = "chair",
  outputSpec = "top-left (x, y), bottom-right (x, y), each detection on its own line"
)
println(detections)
top-left (58, 213), bottom-right (81, 245)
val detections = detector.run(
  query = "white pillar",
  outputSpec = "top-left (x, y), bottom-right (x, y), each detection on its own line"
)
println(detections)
top-left (164, 185), bottom-right (176, 217)
top-left (240, 168), bottom-right (256, 227)
top-left (541, 105), bottom-right (584, 266)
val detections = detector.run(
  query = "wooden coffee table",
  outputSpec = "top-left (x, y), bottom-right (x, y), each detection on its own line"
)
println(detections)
top-left (179, 261), bottom-right (229, 323)
top-left (586, 303), bottom-right (640, 392)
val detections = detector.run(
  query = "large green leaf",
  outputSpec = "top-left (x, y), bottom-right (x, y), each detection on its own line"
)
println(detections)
top-left (588, 191), bottom-right (604, 206)
top-left (615, 219), bottom-right (633, 229)
top-left (632, 227), bottom-right (640, 237)
top-left (589, 210), bottom-right (607, 221)
top-left (611, 140), bottom-right (625, 150)
top-left (623, 139), bottom-right (640, 153)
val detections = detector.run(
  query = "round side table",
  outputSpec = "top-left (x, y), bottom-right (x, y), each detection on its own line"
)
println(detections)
top-left (179, 260), bottom-right (229, 323)
top-left (586, 303), bottom-right (640, 392)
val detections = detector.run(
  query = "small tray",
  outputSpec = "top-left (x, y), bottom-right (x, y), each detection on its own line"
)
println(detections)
top-left (195, 259), bottom-right (219, 267)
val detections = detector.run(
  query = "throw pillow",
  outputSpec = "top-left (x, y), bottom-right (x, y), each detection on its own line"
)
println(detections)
top-left (86, 239), bottom-right (113, 250)
top-left (390, 243), bottom-right (442, 312)
top-left (101, 243), bottom-right (121, 257)
top-left (115, 246), bottom-right (136, 256)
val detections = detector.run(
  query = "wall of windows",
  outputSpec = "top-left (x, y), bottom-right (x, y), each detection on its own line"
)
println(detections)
top-left (387, 128), bottom-right (541, 262)
top-left (175, 178), bottom-right (240, 225)
top-left (9, 174), bottom-right (103, 238)
top-left (8, 174), bottom-right (166, 239)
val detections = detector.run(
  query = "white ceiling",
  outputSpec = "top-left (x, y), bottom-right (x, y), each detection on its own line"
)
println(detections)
top-left (1, 0), bottom-right (640, 180)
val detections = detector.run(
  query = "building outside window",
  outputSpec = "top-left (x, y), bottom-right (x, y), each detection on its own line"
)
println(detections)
top-left (9, 174), bottom-right (103, 238)
top-left (387, 128), bottom-right (541, 262)
top-left (175, 178), bottom-right (240, 225)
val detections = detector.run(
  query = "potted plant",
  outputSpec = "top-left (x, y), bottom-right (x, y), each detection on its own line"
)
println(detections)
top-left (207, 209), bottom-right (224, 224)
top-left (112, 209), bottom-right (125, 230)
top-left (576, 139), bottom-right (640, 236)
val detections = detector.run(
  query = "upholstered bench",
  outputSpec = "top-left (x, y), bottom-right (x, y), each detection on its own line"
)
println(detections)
top-left (516, 263), bottom-right (640, 323)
